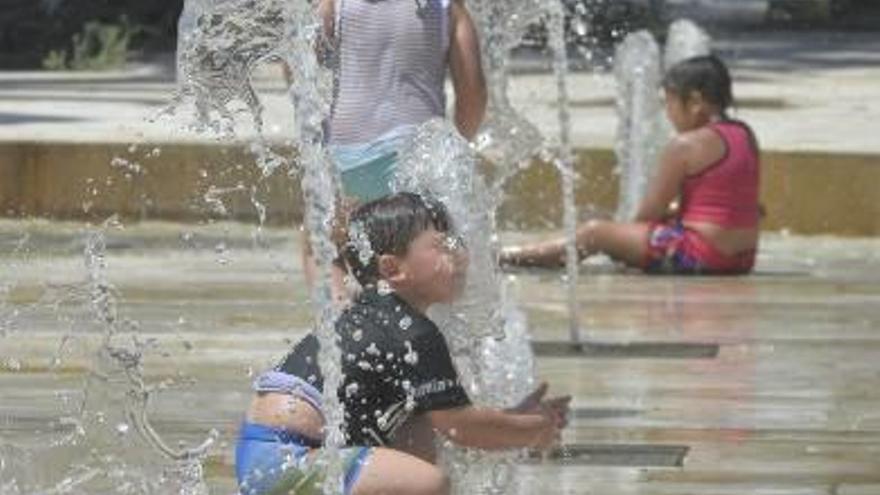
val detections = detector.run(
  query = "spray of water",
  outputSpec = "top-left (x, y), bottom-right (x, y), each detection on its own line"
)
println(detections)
top-left (664, 18), bottom-right (712, 68)
top-left (167, 0), bottom-right (292, 176)
top-left (173, 1), bottom-right (348, 490)
top-left (0, 218), bottom-right (221, 494)
top-left (279, 2), bottom-right (348, 491)
top-left (84, 223), bottom-right (217, 495)
top-left (613, 30), bottom-right (665, 221)
top-left (547, 2), bottom-right (582, 345)
top-left (469, 0), bottom-right (546, 190)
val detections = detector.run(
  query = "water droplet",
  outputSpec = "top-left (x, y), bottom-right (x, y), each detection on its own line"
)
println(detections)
top-left (345, 382), bottom-right (360, 397)
top-left (377, 280), bottom-right (393, 295)
top-left (404, 346), bottom-right (419, 365)
top-left (399, 316), bottom-right (413, 330)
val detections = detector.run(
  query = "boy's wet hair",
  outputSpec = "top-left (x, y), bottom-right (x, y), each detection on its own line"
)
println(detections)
top-left (343, 192), bottom-right (452, 286)
top-left (663, 54), bottom-right (734, 112)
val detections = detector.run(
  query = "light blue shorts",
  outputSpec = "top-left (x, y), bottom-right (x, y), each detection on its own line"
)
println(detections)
top-left (235, 422), bottom-right (371, 495)
top-left (330, 128), bottom-right (413, 203)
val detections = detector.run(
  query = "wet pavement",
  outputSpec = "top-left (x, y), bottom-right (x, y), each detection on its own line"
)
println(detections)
top-left (2, 220), bottom-right (879, 493)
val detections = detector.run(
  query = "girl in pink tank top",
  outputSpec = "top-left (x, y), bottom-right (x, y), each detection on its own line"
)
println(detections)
top-left (501, 55), bottom-right (761, 275)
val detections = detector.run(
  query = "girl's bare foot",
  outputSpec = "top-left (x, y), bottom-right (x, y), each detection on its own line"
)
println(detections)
top-left (498, 245), bottom-right (524, 267)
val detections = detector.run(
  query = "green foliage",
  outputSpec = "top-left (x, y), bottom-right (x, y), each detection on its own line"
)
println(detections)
top-left (42, 49), bottom-right (68, 70)
top-left (42, 17), bottom-right (140, 71)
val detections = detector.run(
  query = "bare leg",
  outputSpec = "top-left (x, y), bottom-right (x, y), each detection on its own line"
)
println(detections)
top-left (353, 447), bottom-right (450, 495)
top-left (501, 220), bottom-right (652, 269)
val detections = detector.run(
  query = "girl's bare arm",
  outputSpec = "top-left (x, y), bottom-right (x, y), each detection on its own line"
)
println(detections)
top-left (448, 0), bottom-right (487, 140)
top-left (634, 136), bottom-right (691, 222)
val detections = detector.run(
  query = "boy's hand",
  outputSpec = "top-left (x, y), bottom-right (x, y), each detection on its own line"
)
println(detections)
top-left (530, 413), bottom-right (562, 450)
top-left (513, 382), bottom-right (572, 439)
top-left (511, 382), bottom-right (549, 414)
top-left (530, 399), bottom-right (573, 451)
top-left (543, 394), bottom-right (572, 430)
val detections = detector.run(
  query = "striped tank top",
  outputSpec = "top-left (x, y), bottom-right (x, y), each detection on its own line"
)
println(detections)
top-left (327, 0), bottom-right (451, 146)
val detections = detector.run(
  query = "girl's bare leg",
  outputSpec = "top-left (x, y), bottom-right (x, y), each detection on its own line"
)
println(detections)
top-left (500, 220), bottom-right (652, 269)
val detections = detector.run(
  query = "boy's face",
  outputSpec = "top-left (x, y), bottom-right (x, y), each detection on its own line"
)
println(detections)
top-left (394, 227), bottom-right (468, 307)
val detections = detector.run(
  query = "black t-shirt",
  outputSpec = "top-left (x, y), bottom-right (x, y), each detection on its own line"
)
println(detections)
top-left (277, 288), bottom-right (471, 446)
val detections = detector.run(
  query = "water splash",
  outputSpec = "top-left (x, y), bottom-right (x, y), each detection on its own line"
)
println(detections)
top-left (0, 220), bottom-right (221, 494)
top-left (547, 1), bottom-right (582, 344)
top-left (84, 225), bottom-right (217, 494)
top-left (278, 2), bottom-right (347, 492)
top-left (397, 118), bottom-right (502, 343)
top-left (437, 288), bottom-right (536, 495)
top-left (478, 291), bottom-right (537, 405)
top-left (168, 0), bottom-right (292, 176)
top-left (171, 2), bottom-right (348, 490)
top-left (613, 30), bottom-right (665, 221)
top-left (469, 0), bottom-right (546, 190)
top-left (664, 19), bottom-right (712, 69)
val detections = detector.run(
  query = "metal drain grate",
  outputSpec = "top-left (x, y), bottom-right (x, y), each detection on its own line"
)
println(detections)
top-left (532, 340), bottom-right (719, 359)
top-left (571, 407), bottom-right (642, 420)
top-left (525, 444), bottom-right (689, 467)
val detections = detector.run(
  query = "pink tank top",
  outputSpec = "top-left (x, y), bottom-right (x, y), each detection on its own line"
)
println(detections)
top-left (680, 121), bottom-right (760, 229)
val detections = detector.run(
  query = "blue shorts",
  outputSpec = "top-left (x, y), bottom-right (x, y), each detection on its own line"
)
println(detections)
top-left (329, 127), bottom-right (413, 203)
top-left (335, 150), bottom-right (397, 203)
top-left (235, 422), bottom-right (371, 495)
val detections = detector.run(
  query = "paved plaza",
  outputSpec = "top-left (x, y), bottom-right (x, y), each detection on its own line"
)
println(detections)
top-left (1, 220), bottom-right (880, 493)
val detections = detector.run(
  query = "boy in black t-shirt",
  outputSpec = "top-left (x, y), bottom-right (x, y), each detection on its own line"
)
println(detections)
top-left (236, 193), bottom-right (570, 495)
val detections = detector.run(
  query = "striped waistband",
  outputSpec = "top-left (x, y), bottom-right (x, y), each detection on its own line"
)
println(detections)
top-left (253, 371), bottom-right (325, 419)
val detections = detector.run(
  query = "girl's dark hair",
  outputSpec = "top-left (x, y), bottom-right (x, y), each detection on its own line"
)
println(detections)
top-left (343, 192), bottom-right (452, 286)
top-left (663, 54), bottom-right (734, 112)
